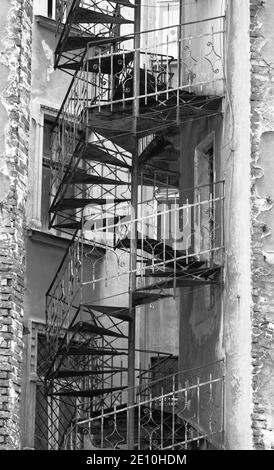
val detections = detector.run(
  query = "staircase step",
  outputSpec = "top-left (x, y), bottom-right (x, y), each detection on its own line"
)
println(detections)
top-left (48, 368), bottom-right (127, 380)
top-left (142, 266), bottom-right (221, 279)
top-left (50, 386), bottom-right (127, 398)
top-left (87, 106), bottom-right (166, 144)
top-left (60, 36), bottom-right (96, 53)
top-left (70, 321), bottom-right (127, 339)
top-left (132, 292), bottom-right (171, 306)
top-left (139, 135), bottom-right (180, 167)
top-left (109, 0), bottom-right (135, 6)
top-left (73, 7), bottom-right (134, 25)
top-left (64, 35), bottom-right (134, 53)
top-left (61, 51), bottom-right (134, 74)
top-left (52, 221), bottom-right (82, 230)
top-left (136, 277), bottom-right (220, 291)
top-left (58, 347), bottom-right (127, 357)
top-left (51, 197), bottom-right (130, 211)
top-left (82, 143), bottom-right (131, 169)
top-left (84, 305), bottom-right (131, 321)
top-left (64, 173), bottom-right (130, 186)
top-left (87, 92), bottom-right (222, 146)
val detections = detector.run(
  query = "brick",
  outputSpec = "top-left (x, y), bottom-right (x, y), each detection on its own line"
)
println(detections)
top-left (0, 0), bottom-right (33, 450)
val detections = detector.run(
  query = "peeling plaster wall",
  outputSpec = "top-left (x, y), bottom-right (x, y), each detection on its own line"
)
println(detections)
top-left (0, 0), bottom-right (33, 449)
top-left (26, 16), bottom-right (72, 227)
top-left (31, 19), bottom-right (71, 109)
top-left (177, 0), bottom-right (253, 450)
top-left (221, 0), bottom-right (253, 450)
top-left (250, 0), bottom-right (274, 450)
top-left (178, 115), bottom-right (224, 371)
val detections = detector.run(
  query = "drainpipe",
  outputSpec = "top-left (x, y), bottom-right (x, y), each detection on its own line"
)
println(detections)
top-left (127, 0), bottom-right (141, 450)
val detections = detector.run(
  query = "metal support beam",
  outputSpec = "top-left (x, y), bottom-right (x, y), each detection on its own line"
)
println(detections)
top-left (177, 0), bottom-right (183, 124)
top-left (127, 0), bottom-right (141, 450)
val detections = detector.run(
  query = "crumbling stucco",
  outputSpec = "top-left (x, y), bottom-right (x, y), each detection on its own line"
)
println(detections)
top-left (0, 0), bottom-right (33, 450)
top-left (250, 0), bottom-right (274, 450)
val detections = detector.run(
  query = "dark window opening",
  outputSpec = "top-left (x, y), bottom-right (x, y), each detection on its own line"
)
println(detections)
top-left (41, 120), bottom-right (54, 230)
top-left (47, 0), bottom-right (53, 18)
top-left (150, 356), bottom-right (178, 398)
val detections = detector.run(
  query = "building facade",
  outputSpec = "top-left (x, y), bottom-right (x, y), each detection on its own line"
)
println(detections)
top-left (0, 0), bottom-right (273, 450)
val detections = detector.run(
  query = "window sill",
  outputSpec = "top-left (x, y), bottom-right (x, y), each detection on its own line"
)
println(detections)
top-left (35, 15), bottom-right (59, 32)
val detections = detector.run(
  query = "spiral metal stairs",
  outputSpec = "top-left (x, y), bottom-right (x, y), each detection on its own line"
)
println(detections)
top-left (40, 0), bottom-right (226, 450)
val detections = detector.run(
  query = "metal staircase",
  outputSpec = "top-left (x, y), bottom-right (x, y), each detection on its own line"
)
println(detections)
top-left (40, 0), bottom-right (226, 450)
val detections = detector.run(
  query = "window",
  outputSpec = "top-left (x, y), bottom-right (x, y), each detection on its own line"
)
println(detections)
top-left (150, 356), bottom-right (178, 398)
top-left (41, 120), bottom-right (53, 230)
top-left (156, 1), bottom-right (180, 58)
top-left (34, 333), bottom-right (78, 450)
top-left (194, 134), bottom-right (216, 261)
top-left (41, 116), bottom-right (77, 232)
top-left (34, 0), bottom-right (57, 20)
top-left (47, 0), bottom-right (55, 19)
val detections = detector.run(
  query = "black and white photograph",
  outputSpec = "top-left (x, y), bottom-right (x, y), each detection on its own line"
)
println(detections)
top-left (0, 0), bottom-right (273, 458)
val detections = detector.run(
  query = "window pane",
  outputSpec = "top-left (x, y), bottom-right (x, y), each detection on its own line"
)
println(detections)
top-left (43, 122), bottom-right (52, 158)
top-left (41, 164), bottom-right (50, 229)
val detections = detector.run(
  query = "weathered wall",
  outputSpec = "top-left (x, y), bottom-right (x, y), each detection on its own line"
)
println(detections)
top-left (31, 17), bottom-right (71, 110)
top-left (0, 0), bottom-right (33, 450)
top-left (27, 16), bottom-right (72, 228)
top-left (20, 10), bottom-right (77, 447)
top-left (176, 113), bottom-right (224, 449)
top-left (222, 0), bottom-right (253, 450)
top-left (250, 0), bottom-right (274, 450)
top-left (177, 0), bottom-right (253, 450)
top-left (21, 233), bottom-right (108, 448)
top-left (178, 114), bottom-right (224, 372)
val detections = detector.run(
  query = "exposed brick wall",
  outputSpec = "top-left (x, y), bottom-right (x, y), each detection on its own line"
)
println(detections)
top-left (0, 0), bottom-right (33, 449)
top-left (250, 0), bottom-right (274, 450)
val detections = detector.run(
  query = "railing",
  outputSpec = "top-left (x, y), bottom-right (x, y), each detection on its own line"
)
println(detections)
top-left (53, 16), bottom-right (224, 146)
top-left (46, 230), bottom-right (83, 356)
top-left (83, 180), bottom-right (225, 289)
top-left (43, 346), bottom-right (174, 450)
top-left (56, 0), bottom-right (134, 33)
top-left (62, 361), bottom-right (225, 450)
top-left (49, 17), bottom-right (224, 225)
top-left (49, 47), bottom-right (172, 218)
top-left (55, 0), bottom-right (135, 67)
top-left (46, 181), bottom-right (224, 351)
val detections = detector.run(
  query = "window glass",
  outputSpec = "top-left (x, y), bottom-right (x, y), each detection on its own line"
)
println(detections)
top-left (33, 0), bottom-right (57, 20)
top-left (41, 120), bottom-right (53, 230)
top-left (156, 1), bottom-right (180, 58)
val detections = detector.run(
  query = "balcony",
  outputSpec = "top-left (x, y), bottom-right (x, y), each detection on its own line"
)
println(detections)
top-left (46, 181), bottom-right (224, 364)
top-left (60, 361), bottom-right (225, 450)
top-left (48, 16), bottom-right (225, 229)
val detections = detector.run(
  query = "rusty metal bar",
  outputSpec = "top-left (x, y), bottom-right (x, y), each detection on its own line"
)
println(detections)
top-left (127, 0), bottom-right (141, 450)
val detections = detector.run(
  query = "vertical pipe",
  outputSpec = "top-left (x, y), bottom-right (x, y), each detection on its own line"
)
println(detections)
top-left (221, 359), bottom-right (225, 449)
top-left (137, 395), bottom-right (141, 450)
top-left (177, 0), bottom-right (183, 123)
top-left (171, 375), bottom-right (175, 447)
top-left (127, 0), bottom-right (141, 450)
top-left (160, 387), bottom-right (164, 447)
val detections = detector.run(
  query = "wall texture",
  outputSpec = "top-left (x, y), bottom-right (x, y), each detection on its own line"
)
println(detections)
top-left (222, 0), bottom-right (253, 450)
top-left (0, 0), bottom-right (33, 450)
top-left (250, 0), bottom-right (274, 450)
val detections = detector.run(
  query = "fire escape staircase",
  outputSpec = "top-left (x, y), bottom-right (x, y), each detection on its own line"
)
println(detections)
top-left (44, 0), bottom-right (225, 450)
